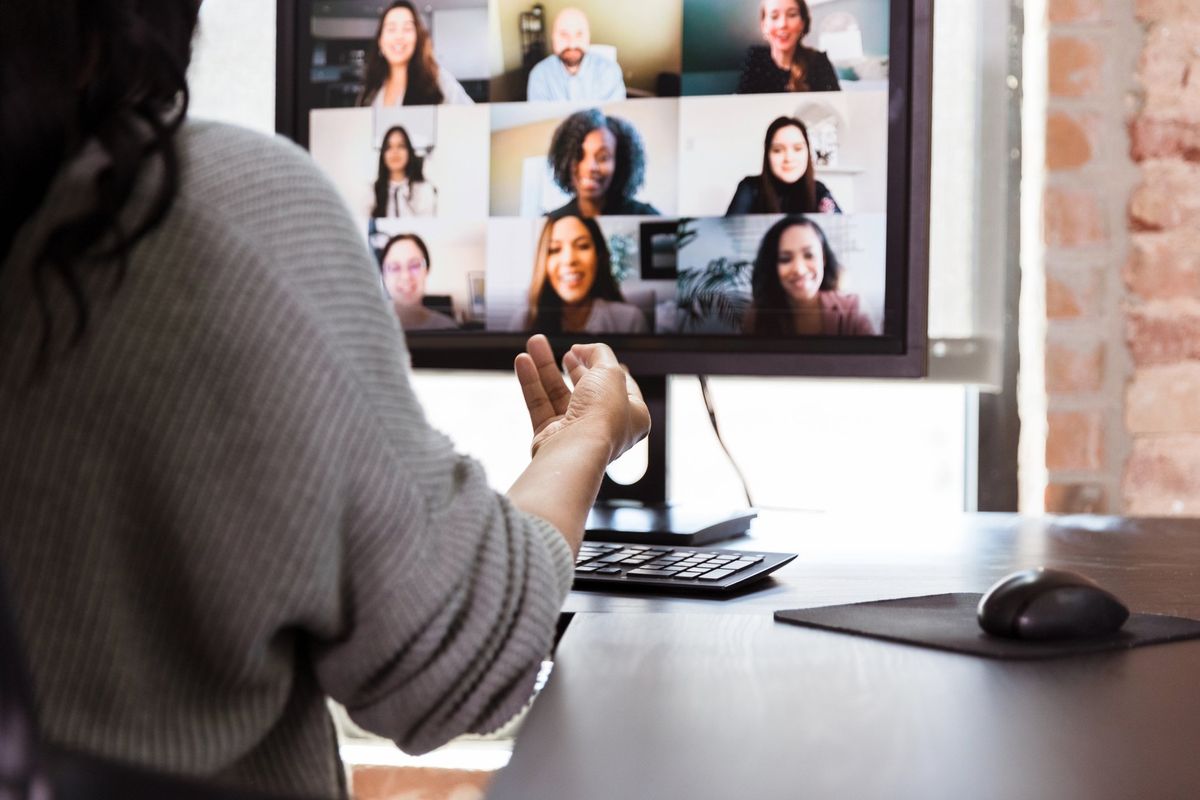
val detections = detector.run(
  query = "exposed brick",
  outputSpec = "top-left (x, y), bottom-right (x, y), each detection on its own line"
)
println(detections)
top-left (1127, 363), bottom-right (1200, 433)
top-left (1124, 229), bottom-right (1200, 300)
top-left (1137, 0), bottom-right (1200, 23)
top-left (1045, 482), bottom-right (1108, 514)
top-left (1044, 186), bottom-right (1108, 247)
top-left (1046, 340), bottom-right (1105, 394)
top-left (1049, 36), bottom-right (1104, 98)
top-left (351, 766), bottom-right (491, 800)
top-left (1046, 268), bottom-right (1104, 319)
top-left (1128, 160), bottom-right (1200, 231)
top-left (1046, 410), bottom-right (1104, 471)
top-left (1046, 111), bottom-right (1097, 171)
top-left (1138, 22), bottom-right (1200, 117)
top-left (1050, 0), bottom-right (1105, 24)
top-left (1124, 435), bottom-right (1200, 515)
top-left (1130, 116), bottom-right (1200, 162)
top-left (1126, 302), bottom-right (1200, 366)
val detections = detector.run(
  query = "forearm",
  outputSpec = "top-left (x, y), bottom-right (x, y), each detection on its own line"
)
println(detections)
top-left (506, 433), bottom-right (610, 556)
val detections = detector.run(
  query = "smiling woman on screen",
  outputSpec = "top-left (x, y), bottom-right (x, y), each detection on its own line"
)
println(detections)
top-left (357, 0), bottom-right (473, 106)
top-left (737, 0), bottom-right (841, 94)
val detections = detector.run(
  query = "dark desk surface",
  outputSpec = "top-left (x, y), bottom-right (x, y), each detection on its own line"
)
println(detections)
top-left (487, 512), bottom-right (1200, 800)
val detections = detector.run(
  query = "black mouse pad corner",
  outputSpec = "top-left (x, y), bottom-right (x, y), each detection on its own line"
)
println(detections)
top-left (774, 593), bottom-right (1200, 659)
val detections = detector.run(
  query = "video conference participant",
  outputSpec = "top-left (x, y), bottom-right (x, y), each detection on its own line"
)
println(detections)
top-left (372, 126), bottom-right (438, 217)
top-left (0, 2), bottom-right (650, 797)
top-left (527, 8), bottom-right (627, 102)
top-left (515, 213), bottom-right (650, 334)
top-left (737, 0), bottom-right (841, 94)
top-left (379, 233), bottom-right (458, 330)
top-left (357, 0), bottom-right (473, 107)
top-left (547, 108), bottom-right (659, 217)
top-left (744, 216), bottom-right (874, 335)
top-left (726, 116), bottom-right (840, 215)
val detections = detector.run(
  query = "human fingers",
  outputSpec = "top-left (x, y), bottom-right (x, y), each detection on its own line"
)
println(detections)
top-left (562, 349), bottom-right (586, 387)
top-left (567, 342), bottom-right (621, 371)
top-left (622, 366), bottom-right (652, 440)
top-left (514, 352), bottom-right (557, 434)
top-left (526, 335), bottom-right (571, 415)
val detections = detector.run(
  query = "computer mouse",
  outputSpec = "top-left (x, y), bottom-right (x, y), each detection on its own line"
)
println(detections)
top-left (977, 567), bottom-right (1129, 640)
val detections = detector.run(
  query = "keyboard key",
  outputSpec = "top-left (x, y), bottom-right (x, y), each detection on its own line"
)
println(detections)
top-left (627, 569), bottom-right (676, 579)
top-left (697, 569), bottom-right (734, 582)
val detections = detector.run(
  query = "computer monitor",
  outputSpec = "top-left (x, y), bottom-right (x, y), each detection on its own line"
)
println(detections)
top-left (275, 0), bottom-right (932, 543)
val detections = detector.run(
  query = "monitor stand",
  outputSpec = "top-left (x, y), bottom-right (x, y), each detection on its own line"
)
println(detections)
top-left (585, 375), bottom-right (757, 547)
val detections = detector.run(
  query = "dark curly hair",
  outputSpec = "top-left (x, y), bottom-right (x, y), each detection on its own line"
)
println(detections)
top-left (749, 215), bottom-right (840, 336)
top-left (0, 0), bottom-right (199, 369)
top-left (357, 1), bottom-right (444, 107)
top-left (525, 212), bottom-right (626, 334)
top-left (547, 109), bottom-right (646, 214)
top-left (371, 126), bottom-right (427, 217)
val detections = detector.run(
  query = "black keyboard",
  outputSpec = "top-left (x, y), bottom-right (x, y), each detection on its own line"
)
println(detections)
top-left (574, 543), bottom-right (796, 594)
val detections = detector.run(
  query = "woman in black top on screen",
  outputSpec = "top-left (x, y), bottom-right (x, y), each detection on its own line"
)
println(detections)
top-left (737, 0), bottom-right (840, 94)
top-left (727, 116), bottom-right (840, 215)
top-left (546, 108), bottom-right (659, 218)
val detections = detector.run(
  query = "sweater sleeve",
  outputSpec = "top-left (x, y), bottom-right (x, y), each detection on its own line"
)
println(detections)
top-left (190, 123), bottom-right (574, 755)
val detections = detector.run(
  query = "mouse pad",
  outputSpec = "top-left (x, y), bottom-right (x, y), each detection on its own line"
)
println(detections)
top-left (774, 593), bottom-right (1200, 660)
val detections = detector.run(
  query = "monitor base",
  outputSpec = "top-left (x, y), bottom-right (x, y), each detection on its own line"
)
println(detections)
top-left (585, 501), bottom-right (757, 547)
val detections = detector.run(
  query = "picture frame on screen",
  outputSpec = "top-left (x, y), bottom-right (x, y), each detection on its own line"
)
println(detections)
top-left (275, 0), bottom-right (931, 380)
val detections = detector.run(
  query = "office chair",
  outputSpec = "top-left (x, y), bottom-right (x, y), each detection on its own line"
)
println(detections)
top-left (0, 570), bottom-right (317, 800)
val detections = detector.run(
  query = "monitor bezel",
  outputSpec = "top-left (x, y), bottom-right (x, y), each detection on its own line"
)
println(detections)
top-left (274, 0), bottom-right (932, 378)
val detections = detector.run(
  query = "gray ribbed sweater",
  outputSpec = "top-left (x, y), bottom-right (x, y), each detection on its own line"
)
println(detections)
top-left (0, 121), bottom-right (574, 798)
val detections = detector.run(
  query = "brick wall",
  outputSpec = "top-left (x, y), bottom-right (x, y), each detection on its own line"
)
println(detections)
top-left (1042, 0), bottom-right (1200, 514)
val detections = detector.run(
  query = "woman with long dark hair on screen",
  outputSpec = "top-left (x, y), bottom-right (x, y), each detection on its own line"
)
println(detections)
top-left (372, 125), bottom-right (437, 217)
top-left (737, 0), bottom-right (841, 94)
top-left (378, 232), bottom-right (457, 329)
top-left (518, 213), bottom-right (649, 334)
top-left (357, 0), bottom-right (473, 107)
top-left (0, 1), bottom-right (649, 796)
top-left (744, 216), bottom-right (874, 336)
top-left (546, 108), bottom-right (659, 218)
top-left (727, 116), bottom-right (840, 215)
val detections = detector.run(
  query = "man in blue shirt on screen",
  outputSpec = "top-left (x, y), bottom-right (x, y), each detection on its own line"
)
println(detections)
top-left (526, 8), bottom-right (627, 103)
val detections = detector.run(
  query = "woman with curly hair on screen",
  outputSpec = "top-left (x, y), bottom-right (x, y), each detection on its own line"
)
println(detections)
top-left (357, 0), bottom-right (472, 106)
top-left (744, 216), bottom-right (874, 336)
top-left (516, 213), bottom-right (649, 334)
top-left (546, 108), bottom-right (659, 218)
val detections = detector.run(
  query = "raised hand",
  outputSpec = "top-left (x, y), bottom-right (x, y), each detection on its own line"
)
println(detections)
top-left (514, 334), bottom-right (650, 464)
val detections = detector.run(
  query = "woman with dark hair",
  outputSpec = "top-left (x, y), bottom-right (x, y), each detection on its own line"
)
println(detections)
top-left (727, 117), bottom-right (840, 215)
top-left (0, 2), bottom-right (648, 797)
top-left (546, 108), bottom-right (659, 218)
top-left (356, 0), bottom-right (472, 107)
top-left (744, 216), bottom-right (874, 336)
top-left (379, 232), bottom-right (457, 329)
top-left (737, 0), bottom-right (841, 94)
top-left (517, 213), bottom-right (649, 334)
top-left (372, 126), bottom-right (437, 217)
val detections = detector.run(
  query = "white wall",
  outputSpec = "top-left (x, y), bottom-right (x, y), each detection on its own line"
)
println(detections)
top-left (190, 0), bottom-right (276, 134)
